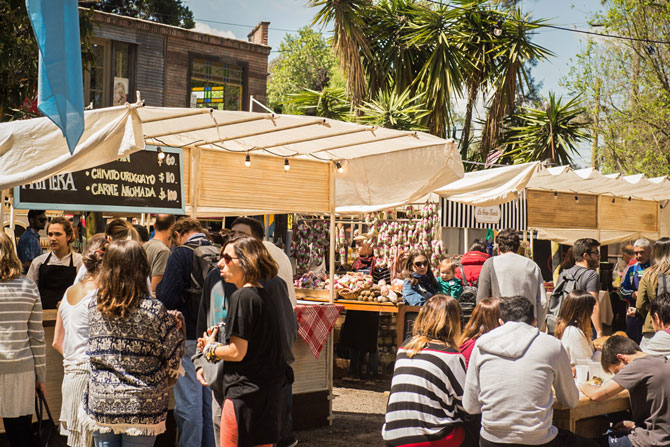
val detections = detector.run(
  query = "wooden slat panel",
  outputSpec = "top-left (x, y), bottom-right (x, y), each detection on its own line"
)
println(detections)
top-left (527, 189), bottom-right (598, 229)
top-left (196, 149), bottom-right (331, 214)
top-left (182, 146), bottom-right (191, 207)
top-left (293, 337), bottom-right (328, 394)
top-left (598, 196), bottom-right (658, 232)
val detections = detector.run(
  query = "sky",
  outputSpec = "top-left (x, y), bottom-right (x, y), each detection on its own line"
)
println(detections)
top-left (184, 0), bottom-right (606, 166)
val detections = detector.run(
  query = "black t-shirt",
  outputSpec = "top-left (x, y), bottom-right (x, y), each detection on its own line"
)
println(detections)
top-left (222, 286), bottom-right (285, 399)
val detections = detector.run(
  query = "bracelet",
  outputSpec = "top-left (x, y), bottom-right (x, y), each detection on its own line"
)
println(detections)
top-left (204, 342), bottom-right (222, 363)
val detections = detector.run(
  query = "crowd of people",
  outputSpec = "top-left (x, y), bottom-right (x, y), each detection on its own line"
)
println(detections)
top-left (0, 215), bottom-right (298, 447)
top-left (388, 229), bottom-right (670, 447)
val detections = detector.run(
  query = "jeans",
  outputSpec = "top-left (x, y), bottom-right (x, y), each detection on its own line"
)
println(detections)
top-left (625, 315), bottom-right (644, 344)
top-left (174, 340), bottom-right (215, 447)
top-left (278, 383), bottom-right (295, 447)
top-left (600, 430), bottom-right (633, 447)
top-left (348, 348), bottom-right (379, 378)
top-left (93, 432), bottom-right (156, 447)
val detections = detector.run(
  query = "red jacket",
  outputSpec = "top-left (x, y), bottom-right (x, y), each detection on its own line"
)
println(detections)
top-left (455, 250), bottom-right (490, 285)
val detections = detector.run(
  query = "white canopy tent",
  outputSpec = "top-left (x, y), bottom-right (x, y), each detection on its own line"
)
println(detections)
top-left (434, 162), bottom-right (669, 244)
top-left (0, 104), bottom-right (463, 214)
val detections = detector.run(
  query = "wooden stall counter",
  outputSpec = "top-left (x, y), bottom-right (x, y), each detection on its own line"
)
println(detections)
top-left (295, 287), bottom-right (401, 313)
top-left (553, 390), bottom-right (630, 437)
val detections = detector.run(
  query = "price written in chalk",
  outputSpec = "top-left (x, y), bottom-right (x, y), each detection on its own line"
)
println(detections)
top-left (14, 147), bottom-right (184, 213)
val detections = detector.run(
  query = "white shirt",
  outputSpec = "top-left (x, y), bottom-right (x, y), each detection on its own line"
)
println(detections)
top-left (27, 251), bottom-right (83, 287)
top-left (560, 325), bottom-right (596, 365)
top-left (263, 240), bottom-right (296, 308)
top-left (60, 289), bottom-right (95, 364)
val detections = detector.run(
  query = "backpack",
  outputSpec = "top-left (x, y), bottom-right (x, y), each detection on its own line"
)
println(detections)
top-left (182, 242), bottom-right (221, 319)
top-left (546, 267), bottom-right (589, 334)
top-left (658, 273), bottom-right (670, 296)
top-left (459, 265), bottom-right (477, 321)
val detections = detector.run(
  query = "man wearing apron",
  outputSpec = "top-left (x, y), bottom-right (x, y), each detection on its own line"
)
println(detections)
top-left (27, 217), bottom-right (83, 309)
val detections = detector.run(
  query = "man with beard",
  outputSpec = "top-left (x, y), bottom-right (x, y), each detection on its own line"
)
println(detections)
top-left (555, 238), bottom-right (603, 338)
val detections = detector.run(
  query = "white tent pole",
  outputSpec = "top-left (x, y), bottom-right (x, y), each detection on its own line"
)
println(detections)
top-left (249, 95), bottom-right (254, 113)
top-left (464, 227), bottom-right (469, 254)
top-left (146, 114), bottom-right (272, 140)
top-left (9, 203), bottom-right (14, 230)
top-left (0, 190), bottom-right (6, 229)
top-left (329, 163), bottom-right (336, 305)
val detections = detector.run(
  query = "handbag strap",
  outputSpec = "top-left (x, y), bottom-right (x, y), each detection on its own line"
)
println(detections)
top-left (36, 388), bottom-right (56, 425)
top-left (460, 265), bottom-right (470, 287)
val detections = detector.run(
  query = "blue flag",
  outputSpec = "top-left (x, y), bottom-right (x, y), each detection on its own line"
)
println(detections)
top-left (26, 0), bottom-right (84, 154)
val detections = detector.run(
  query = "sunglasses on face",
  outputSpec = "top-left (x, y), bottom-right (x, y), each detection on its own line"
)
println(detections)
top-left (414, 261), bottom-right (428, 268)
top-left (222, 253), bottom-right (239, 264)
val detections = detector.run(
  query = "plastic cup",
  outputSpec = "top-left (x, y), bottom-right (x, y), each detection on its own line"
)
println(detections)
top-left (575, 365), bottom-right (589, 384)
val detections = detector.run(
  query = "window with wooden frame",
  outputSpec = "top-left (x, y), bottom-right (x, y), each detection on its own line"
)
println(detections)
top-left (190, 58), bottom-right (244, 111)
top-left (84, 38), bottom-right (136, 109)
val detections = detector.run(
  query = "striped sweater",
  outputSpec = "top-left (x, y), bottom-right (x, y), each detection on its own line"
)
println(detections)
top-left (0, 277), bottom-right (46, 382)
top-left (84, 295), bottom-right (185, 436)
top-left (382, 343), bottom-right (467, 446)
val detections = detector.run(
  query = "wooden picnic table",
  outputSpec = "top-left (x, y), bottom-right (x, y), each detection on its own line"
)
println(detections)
top-left (553, 390), bottom-right (630, 437)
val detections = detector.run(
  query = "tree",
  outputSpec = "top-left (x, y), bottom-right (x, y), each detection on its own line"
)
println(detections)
top-left (0, 1), bottom-right (95, 122)
top-left (92, 0), bottom-right (194, 28)
top-left (563, 0), bottom-right (670, 176)
top-left (502, 92), bottom-right (589, 165)
top-left (357, 87), bottom-right (428, 131)
top-left (267, 27), bottom-right (344, 114)
top-left (287, 87), bottom-right (350, 120)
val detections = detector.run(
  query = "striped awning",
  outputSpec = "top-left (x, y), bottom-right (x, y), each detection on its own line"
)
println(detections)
top-left (441, 190), bottom-right (527, 230)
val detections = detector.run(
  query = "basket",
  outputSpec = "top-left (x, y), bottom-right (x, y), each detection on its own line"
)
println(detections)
top-left (338, 288), bottom-right (360, 301)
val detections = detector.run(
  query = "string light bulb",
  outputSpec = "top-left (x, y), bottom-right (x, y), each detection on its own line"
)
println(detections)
top-left (611, 197), bottom-right (616, 203)
top-left (157, 147), bottom-right (166, 161)
top-left (336, 161), bottom-right (343, 173)
top-left (493, 19), bottom-right (503, 37)
top-left (553, 191), bottom-right (558, 199)
top-left (575, 194), bottom-right (579, 203)
top-left (244, 153), bottom-right (251, 167)
top-left (284, 158), bottom-right (290, 172)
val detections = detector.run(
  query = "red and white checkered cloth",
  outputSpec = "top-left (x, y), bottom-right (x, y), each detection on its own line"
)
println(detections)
top-left (294, 304), bottom-right (344, 359)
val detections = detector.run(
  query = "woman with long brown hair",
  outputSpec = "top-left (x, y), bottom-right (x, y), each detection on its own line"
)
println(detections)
top-left (458, 298), bottom-right (501, 368)
top-left (402, 249), bottom-right (438, 306)
top-left (0, 232), bottom-right (46, 447)
top-left (198, 236), bottom-right (289, 447)
top-left (382, 295), bottom-right (469, 447)
top-left (637, 237), bottom-right (670, 348)
top-left (83, 240), bottom-right (184, 447)
top-left (554, 290), bottom-right (597, 365)
top-left (53, 237), bottom-right (108, 447)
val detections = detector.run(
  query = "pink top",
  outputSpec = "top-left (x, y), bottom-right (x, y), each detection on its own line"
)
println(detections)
top-left (458, 338), bottom-right (477, 368)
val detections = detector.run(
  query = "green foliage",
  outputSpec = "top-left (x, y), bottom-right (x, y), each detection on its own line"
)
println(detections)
top-left (358, 88), bottom-right (428, 131)
top-left (287, 87), bottom-right (351, 121)
top-left (0, 1), bottom-right (95, 122)
top-left (563, 0), bottom-right (670, 176)
top-left (503, 92), bottom-right (589, 165)
top-left (92, 0), bottom-right (194, 28)
top-left (308, 0), bottom-right (553, 145)
top-left (267, 27), bottom-right (343, 114)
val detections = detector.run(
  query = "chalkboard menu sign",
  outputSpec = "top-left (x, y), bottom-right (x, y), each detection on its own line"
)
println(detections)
top-left (14, 147), bottom-right (185, 214)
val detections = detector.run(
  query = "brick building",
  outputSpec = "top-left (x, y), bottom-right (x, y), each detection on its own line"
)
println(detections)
top-left (85, 10), bottom-right (271, 112)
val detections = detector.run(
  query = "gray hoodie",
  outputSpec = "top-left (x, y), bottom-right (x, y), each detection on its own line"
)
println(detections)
top-left (643, 330), bottom-right (670, 357)
top-left (463, 321), bottom-right (578, 445)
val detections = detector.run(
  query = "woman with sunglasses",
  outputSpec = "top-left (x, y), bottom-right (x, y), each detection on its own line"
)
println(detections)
top-left (199, 236), bottom-right (288, 447)
top-left (403, 249), bottom-right (438, 306)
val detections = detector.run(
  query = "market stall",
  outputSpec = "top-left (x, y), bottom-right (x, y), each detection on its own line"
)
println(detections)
top-left (0, 103), bottom-right (464, 429)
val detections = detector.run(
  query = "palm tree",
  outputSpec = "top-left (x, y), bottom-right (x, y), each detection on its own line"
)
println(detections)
top-left (357, 87), bottom-right (428, 130)
top-left (479, 9), bottom-right (552, 159)
top-left (502, 92), bottom-right (589, 165)
top-left (309, 0), bottom-right (371, 108)
top-left (404, 2), bottom-right (465, 137)
top-left (287, 87), bottom-right (351, 120)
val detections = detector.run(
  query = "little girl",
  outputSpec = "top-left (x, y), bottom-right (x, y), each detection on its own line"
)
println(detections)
top-left (438, 260), bottom-right (463, 299)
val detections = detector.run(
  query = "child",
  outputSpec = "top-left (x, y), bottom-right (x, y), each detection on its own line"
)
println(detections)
top-left (438, 260), bottom-right (463, 299)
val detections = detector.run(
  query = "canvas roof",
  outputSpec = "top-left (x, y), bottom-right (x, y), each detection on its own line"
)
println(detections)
top-left (0, 104), bottom-right (463, 213)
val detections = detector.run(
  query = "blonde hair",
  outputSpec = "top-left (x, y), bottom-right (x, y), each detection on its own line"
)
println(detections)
top-left (403, 294), bottom-right (461, 357)
top-left (439, 259), bottom-right (456, 273)
top-left (0, 232), bottom-right (21, 281)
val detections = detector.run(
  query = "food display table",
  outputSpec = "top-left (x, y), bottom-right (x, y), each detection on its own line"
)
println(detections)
top-left (295, 288), bottom-right (401, 313)
top-left (553, 390), bottom-right (630, 436)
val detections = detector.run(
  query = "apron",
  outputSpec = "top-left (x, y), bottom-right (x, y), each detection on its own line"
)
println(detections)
top-left (38, 252), bottom-right (77, 309)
